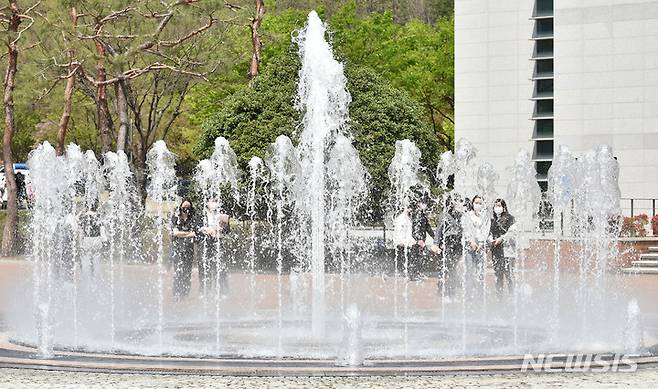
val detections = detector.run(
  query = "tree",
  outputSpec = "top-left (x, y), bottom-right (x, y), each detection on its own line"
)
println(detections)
top-left (330, 4), bottom-right (454, 149)
top-left (249, 0), bottom-right (265, 80)
top-left (1, 0), bottom-right (38, 256)
top-left (56, 6), bottom-right (78, 156)
top-left (272, 0), bottom-right (453, 23)
top-left (196, 51), bottom-right (442, 220)
top-left (34, 0), bottom-right (244, 194)
top-left (195, 3), bottom-right (456, 152)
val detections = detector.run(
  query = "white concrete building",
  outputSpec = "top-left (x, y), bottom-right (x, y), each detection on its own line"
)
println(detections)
top-left (455, 0), bottom-right (658, 216)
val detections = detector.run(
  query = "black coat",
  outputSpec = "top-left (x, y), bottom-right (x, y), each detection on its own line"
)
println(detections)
top-left (170, 213), bottom-right (197, 262)
top-left (436, 210), bottom-right (463, 259)
top-left (412, 210), bottom-right (434, 242)
top-left (490, 213), bottom-right (515, 260)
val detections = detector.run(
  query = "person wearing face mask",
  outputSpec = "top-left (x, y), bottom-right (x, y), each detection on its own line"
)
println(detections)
top-left (410, 192), bottom-right (434, 281)
top-left (489, 198), bottom-right (516, 296)
top-left (171, 198), bottom-right (197, 299)
top-left (197, 200), bottom-right (231, 298)
top-left (432, 193), bottom-right (464, 299)
top-left (462, 195), bottom-right (489, 290)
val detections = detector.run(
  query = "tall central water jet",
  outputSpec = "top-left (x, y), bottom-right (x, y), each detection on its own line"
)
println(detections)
top-left (145, 140), bottom-right (177, 353)
top-left (295, 11), bottom-right (352, 335)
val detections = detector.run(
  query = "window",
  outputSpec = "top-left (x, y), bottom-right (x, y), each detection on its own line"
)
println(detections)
top-left (534, 59), bottom-right (554, 78)
top-left (534, 140), bottom-right (554, 159)
top-left (534, 100), bottom-right (554, 117)
top-left (535, 39), bottom-right (554, 58)
top-left (536, 161), bottom-right (552, 178)
top-left (534, 19), bottom-right (553, 38)
top-left (534, 79), bottom-right (554, 98)
top-left (535, 0), bottom-right (554, 17)
top-left (534, 120), bottom-right (554, 138)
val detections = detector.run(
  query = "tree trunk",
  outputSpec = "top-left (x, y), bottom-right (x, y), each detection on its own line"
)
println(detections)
top-left (94, 30), bottom-right (113, 153)
top-left (134, 139), bottom-right (148, 202)
top-left (248, 0), bottom-right (265, 81)
top-left (2, 0), bottom-right (21, 257)
top-left (56, 7), bottom-right (78, 156)
top-left (115, 80), bottom-right (129, 152)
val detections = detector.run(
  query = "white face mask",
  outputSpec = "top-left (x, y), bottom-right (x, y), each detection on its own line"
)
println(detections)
top-left (473, 203), bottom-right (483, 212)
top-left (494, 206), bottom-right (504, 215)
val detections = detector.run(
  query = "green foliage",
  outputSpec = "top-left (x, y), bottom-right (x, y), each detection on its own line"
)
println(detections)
top-left (189, 1), bottom-right (454, 162)
top-left (1, 0), bottom-right (453, 213)
top-left (197, 51), bottom-right (441, 220)
top-left (12, 108), bottom-right (39, 162)
top-left (272, 0), bottom-right (453, 23)
top-left (331, 4), bottom-right (454, 148)
top-left (196, 51), bottom-right (300, 166)
top-left (347, 64), bottom-right (441, 219)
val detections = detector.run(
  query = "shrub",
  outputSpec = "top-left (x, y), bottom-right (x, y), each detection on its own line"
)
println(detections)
top-left (620, 215), bottom-right (649, 237)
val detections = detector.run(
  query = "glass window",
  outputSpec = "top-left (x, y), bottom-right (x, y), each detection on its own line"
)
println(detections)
top-left (535, 39), bottom-right (554, 57)
top-left (535, 100), bottom-right (554, 116)
top-left (535, 59), bottom-right (554, 78)
top-left (536, 161), bottom-right (552, 177)
top-left (535, 0), bottom-right (554, 17)
top-left (534, 140), bottom-right (554, 159)
top-left (535, 79), bottom-right (554, 97)
top-left (535, 19), bottom-right (553, 38)
top-left (534, 119), bottom-right (554, 138)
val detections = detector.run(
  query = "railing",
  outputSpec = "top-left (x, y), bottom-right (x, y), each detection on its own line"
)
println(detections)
top-left (536, 198), bottom-right (658, 236)
top-left (622, 198), bottom-right (657, 218)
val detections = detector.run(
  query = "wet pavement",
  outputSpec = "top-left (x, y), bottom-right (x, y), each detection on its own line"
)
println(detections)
top-left (2, 258), bottom-right (658, 386)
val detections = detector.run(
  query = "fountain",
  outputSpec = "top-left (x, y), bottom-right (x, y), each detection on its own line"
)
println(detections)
top-left (194, 137), bottom-right (240, 352)
top-left (326, 134), bottom-right (367, 313)
top-left (548, 145), bottom-right (578, 340)
top-left (2, 11), bottom-right (655, 376)
top-left (387, 139), bottom-right (426, 356)
top-left (145, 140), bottom-right (177, 352)
top-left (247, 156), bottom-right (266, 310)
top-left (294, 11), bottom-right (353, 336)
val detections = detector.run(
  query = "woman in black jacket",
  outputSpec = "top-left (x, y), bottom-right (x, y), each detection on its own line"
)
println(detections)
top-left (171, 198), bottom-right (197, 299)
top-left (489, 198), bottom-right (516, 296)
top-left (410, 195), bottom-right (434, 281)
top-left (433, 193), bottom-right (464, 298)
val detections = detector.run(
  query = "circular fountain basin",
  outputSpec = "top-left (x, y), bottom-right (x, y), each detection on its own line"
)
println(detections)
top-left (1, 337), bottom-right (658, 376)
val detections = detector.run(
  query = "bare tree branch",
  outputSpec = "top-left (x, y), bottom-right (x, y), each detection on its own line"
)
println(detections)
top-left (97, 6), bottom-right (134, 24)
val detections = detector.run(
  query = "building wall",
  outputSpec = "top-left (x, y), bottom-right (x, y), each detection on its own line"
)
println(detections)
top-left (455, 0), bottom-right (658, 215)
top-left (454, 0), bottom-right (536, 197)
top-left (554, 0), bottom-right (658, 209)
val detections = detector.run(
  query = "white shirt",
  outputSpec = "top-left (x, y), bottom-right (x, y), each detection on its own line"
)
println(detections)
top-left (463, 210), bottom-right (488, 244)
top-left (393, 211), bottom-right (415, 247)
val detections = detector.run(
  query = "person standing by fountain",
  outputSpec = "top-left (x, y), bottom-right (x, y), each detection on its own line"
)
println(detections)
top-left (197, 199), bottom-right (231, 297)
top-left (79, 199), bottom-right (105, 276)
top-left (489, 199), bottom-right (516, 297)
top-left (432, 193), bottom-right (464, 298)
top-left (462, 195), bottom-right (488, 291)
top-left (393, 206), bottom-right (415, 271)
top-left (170, 199), bottom-right (197, 299)
top-left (410, 193), bottom-right (434, 281)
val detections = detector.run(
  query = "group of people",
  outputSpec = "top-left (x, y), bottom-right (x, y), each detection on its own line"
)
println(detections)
top-left (395, 192), bottom-right (518, 299)
top-left (48, 196), bottom-right (232, 301)
top-left (53, 188), bottom-right (517, 303)
top-left (169, 198), bottom-right (232, 299)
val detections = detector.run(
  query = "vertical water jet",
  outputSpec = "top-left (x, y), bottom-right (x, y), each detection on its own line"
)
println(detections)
top-left (294, 11), bottom-right (353, 336)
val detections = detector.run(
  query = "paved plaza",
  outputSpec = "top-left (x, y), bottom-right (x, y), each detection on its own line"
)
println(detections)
top-left (2, 367), bottom-right (658, 388)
